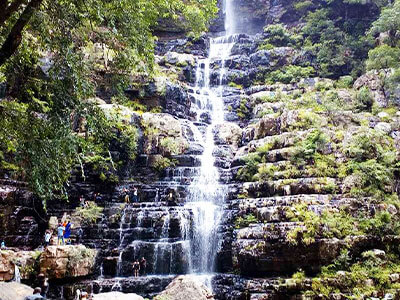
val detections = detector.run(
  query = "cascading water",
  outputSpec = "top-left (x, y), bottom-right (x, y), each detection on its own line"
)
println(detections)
top-left (186, 0), bottom-right (239, 274)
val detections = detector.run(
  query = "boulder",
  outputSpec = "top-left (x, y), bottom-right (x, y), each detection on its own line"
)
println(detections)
top-left (354, 70), bottom-right (388, 107)
top-left (0, 282), bottom-right (33, 300)
top-left (214, 123), bottom-right (243, 149)
top-left (39, 245), bottom-right (97, 279)
top-left (374, 122), bottom-right (391, 134)
top-left (0, 250), bottom-right (38, 281)
top-left (93, 292), bottom-right (144, 300)
top-left (141, 113), bottom-right (189, 155)
top-left (165, 52), bottom-right (195, 66)
top-left (155, 275), bottom-right (214, 300)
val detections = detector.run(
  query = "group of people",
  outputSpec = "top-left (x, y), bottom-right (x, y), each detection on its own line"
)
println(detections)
top-left (123, 187), bottom-right (139, 204)
top-left (132, 257), bottom-right (147, 277)
top-left (43, 220), bottom-right (83, 246)
top-left (56, 221), bottom-right (72, 245)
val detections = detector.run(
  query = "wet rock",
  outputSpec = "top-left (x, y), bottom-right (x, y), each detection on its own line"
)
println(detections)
top-left (155, 275), bottom-right (214, 300)
top-left (40, 245), bottom-right (97, 279)
top-left (0, 250), bottom-right (38, 281)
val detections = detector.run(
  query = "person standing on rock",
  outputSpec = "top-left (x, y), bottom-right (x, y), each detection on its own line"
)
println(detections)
top-left (64, 221), bottom-right (72, 245)
top-left (140, 257), bottom-right (147, 276)
top-left (133, 260), bottom-right (140, 277)
top-left (1, 240), bottom-right (5, 250)
top-left (133, 187), bottom-right (139, 203)
top-left (79, 195), bottom-right (85, 207)
top-left (44, 231), bottom-right (51, 247)
top-left (57, 223), bottom-right (65, 245)
top-left (76, 227), bottom-right (83, 244)
top-left (124, 188), bottom-right (130, 204)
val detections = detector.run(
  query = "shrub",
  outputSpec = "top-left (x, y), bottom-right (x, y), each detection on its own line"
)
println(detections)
top-left (354, 86), bottom-right (373, 112)
top-left (76, 202), bottom-right (103, 225)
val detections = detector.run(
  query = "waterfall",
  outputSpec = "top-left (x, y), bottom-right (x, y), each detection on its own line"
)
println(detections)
top-left (14, 265), bottom-right (21, 283)
top-left (186, 0), bottom-right (238, 274)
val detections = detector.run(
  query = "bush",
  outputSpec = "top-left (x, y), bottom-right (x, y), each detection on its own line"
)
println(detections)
top-left (266, 65), bottom-right (315, 84)
top-left (76, 202), bottom-right (103, 225)
top-left (354, 87), bottom-right (374, 112)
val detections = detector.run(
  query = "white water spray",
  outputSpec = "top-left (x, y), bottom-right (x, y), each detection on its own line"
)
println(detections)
top-left (186, 0), bottom-right (239, 274)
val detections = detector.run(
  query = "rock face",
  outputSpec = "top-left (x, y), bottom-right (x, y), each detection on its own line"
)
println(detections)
top-left (92, 291), bottom-right (144, 300)
top-left (0, 250), bottom-right (38, 281)
top-left (39, 245), bottom-right (97, 279)
top-left (0, 282), bottom-right (33, 300)
top-left (155, 275), bottom-right (215, 300)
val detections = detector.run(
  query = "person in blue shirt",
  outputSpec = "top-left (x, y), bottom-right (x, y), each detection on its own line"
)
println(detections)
top-left (57, 223), bottom-right (65, 245)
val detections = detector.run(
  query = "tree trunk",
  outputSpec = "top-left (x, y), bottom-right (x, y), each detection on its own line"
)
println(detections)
top-left (0, 0), bottom-right (43, 66)
top-left (0, 0), bottom-right (27, 28)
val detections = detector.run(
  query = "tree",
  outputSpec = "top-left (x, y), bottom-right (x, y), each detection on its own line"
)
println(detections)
top-left (366, 44), bottom-right (400, 70)
top-left (0, 0), bottom-right (218, 67)
top-left (369, 0), bottom-right (400, 46)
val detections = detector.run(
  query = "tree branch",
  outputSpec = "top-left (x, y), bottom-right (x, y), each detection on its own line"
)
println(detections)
top-left (0, 0), bottom-right (27, 28)
top-left (0, 0), bottom-right (43, 66)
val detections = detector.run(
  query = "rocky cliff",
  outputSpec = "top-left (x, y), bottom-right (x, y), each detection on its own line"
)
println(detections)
top-left (1, 0), bottom-right (400, 299)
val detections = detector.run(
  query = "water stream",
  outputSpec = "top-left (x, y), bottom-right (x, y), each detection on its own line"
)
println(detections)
top-left (186, 0), bottom-right (239, 274)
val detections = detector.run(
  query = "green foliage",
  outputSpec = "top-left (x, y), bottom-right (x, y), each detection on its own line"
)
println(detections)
top-left (237, 98), bottom-right (250, 120)
top-left (265, 65), bottom-right (315, 84)
top-left (235, 214), bottom-right (258, 229)
top-left (151, 156), bottom-right (177, 173)
top-left (354, 87), bottom-right (374, 111)
top-left (76, 202), bottom-right (104, 225)
top-left (259, 24), bottom-right (299, 49)
top-left (236, 153), bottom-right (262, 182)
top-left (366, 45), bottom-right (400, 70)
top-left (369, 0), bottom-right (400, 46)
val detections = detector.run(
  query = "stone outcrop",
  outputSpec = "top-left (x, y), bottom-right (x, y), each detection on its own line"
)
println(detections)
top-left (155, 275), bottom-right (215, 300)
top-left (92, 292), bottom-right (144, 300)
top-left (39, 245), bottom-right (97, 279)
top-left (0, 250), bottom-right (38, 281)
top-left (0, 282), bottom-right (33, 300)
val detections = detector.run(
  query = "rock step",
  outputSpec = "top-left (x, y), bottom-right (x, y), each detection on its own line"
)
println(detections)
top-left (242, 177), bottom-right (340, 198)
top-left (230, 194), bottom-right (353, 209)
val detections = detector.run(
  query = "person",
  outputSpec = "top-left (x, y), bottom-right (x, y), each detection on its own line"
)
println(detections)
top-left (75, 289), bottom-right (81, 300)
top-left (81, 291), bottom-right (88, 300)
top-left (79, 195), bottom-right (85, 207)
top-left (44, 231), bottom-right (51, 247)
top-left (24, 287), bottom-right (45, 300)
top-left (132, 187), bottom-right (138, 203)
top-left (1, 241), bottom-right (5, 250)
top-left (57, 223), bottom-right (65, 245)
top-left (140, 257), bottom-right (147, 276)
top-left (76, 227), bottom-right (83, 244)
top-left (133, 260), bottom-right (140, 277)
top-left (124, 188), bottom-right (130, 204)
top-left (37, 273), bottom-right (49, 298)
top-left (95, 193), bottom-right (102, 202)
top-left (64, 221), bottom-right (72, 244)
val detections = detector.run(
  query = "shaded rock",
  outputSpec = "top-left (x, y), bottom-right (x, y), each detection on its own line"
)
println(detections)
top-left (39, 245), bottom-right (97, 279)
top-left (0, 282), bottom-right (33, 300)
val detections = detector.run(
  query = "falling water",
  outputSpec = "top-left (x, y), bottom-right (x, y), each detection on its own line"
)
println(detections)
top-left (186, 0), bottom-right (239, 274)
